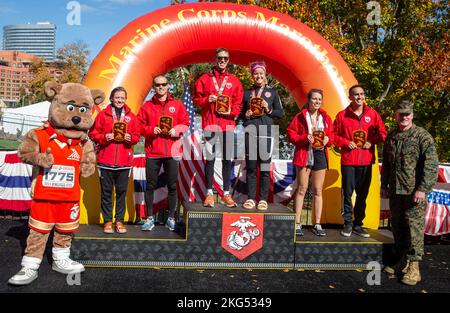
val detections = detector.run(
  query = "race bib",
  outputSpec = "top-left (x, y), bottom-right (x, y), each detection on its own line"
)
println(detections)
top-left (42, 165), bottom-right (75, 188)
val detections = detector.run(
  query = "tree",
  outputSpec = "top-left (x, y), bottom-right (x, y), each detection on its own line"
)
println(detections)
top-left (28, 58), bottom-right (53, 103)
top-left (193, 0), bottom-right (449, 161)
top-left (56, 40), bottom-right (91, 83)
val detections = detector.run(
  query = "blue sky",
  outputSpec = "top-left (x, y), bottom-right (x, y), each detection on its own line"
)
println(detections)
top-left (0, 0), bottom-right (195, 61)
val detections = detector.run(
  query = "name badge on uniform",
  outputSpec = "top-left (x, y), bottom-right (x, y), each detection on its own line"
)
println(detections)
top-left (158, 115), bottom-right (173, 135)
top-left (312, 130), bottom-right (325, 148)
top-left (215, 95), bottom-right (231, 115)
top-left (250, 97), bottom-right (265, 117)
top-left (113, 122), bottom-right (127, 142)
top-left (42, 165), bottom-right (75, 188)
top-left (352, 130), bottom-right (367, 148)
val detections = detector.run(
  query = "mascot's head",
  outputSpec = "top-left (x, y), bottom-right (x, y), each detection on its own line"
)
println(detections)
top-left (44, 81), bottom-right (105, 139)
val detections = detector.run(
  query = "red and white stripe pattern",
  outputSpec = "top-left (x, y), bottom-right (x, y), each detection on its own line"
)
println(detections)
top-left (0, 151), bottom-right (32, 211)
top-left (178, 131), bottom-right (207, 203)
top-left (425, 189), bottom-right (450, 235)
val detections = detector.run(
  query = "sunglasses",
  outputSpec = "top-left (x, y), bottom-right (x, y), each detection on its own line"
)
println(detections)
top-left (154, 82), bottom-right (169, 87)
top-left (217, 56), bottom-right (229, 61)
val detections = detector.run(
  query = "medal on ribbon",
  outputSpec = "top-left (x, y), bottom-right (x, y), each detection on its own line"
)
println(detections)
top-left (111, 106), bottom-right (127, 142)
top-left (212, 74), bottom-right (231, 115)
top-left (250, 86), bottom-right (266, 117)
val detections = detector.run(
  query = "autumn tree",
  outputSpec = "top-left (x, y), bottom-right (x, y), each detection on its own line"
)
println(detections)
top-left (28, 58), bottom-right (53, 103)
top-left (190, 0), bottom-right (449, 161)
top-left (56, 40), bottom-right (91, 83)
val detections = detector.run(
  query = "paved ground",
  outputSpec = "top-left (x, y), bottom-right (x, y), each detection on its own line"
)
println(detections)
top-left (1, 219), bottom-right (449, 295)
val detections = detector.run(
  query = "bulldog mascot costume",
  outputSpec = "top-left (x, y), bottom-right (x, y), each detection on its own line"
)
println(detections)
top-left (8, 81), bottom-right (105, 285)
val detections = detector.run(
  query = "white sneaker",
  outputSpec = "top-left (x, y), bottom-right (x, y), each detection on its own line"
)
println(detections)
top-left (52, 258), bottom-right (85, 274)
top-left (52, 247), bottom-right (85, 274)
top-left (8, 267), bottom-right (38, 285)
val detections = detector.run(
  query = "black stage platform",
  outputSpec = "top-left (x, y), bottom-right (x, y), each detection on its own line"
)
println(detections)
top-left (71, 202), bottom-right (394, 270)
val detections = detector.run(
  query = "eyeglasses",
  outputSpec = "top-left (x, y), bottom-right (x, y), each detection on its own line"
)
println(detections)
top-left (154, 82), bottom-right (169, 87)
top-left (217, 56), bottom-right (229, 61)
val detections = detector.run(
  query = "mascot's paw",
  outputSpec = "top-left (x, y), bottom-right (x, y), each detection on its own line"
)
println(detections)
top-left (80, 163), bottom-right (95, 178)
top-left (38, 148), bottom-right (54, 168)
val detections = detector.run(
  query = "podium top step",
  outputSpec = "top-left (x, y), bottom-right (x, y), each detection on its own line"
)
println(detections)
top-left (183, 202), bottom-right (294, 215)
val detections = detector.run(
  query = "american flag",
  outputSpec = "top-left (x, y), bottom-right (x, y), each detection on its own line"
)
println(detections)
top-left (182, 81), bottom-right (196, 133)
top-left (178, 81), bottom-right (207, 203)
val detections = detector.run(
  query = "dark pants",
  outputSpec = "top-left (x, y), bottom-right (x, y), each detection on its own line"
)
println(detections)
top-left (245, 129), bottom-right (272, 201)
top-left (145, 157), bottom-right (178, 218)
top-left (390, 195), bottom-right (425, 261)
top-left (99, 168), bottom-right (131, 223)
top-left (341, 165), bottom-right (372, 227)
top-left (204, 131), bottom-right (234, 192)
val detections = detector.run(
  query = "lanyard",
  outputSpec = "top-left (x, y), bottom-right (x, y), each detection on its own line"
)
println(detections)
top-left (211, 74), bottom-right (229, 95)
top-left (308, 112), bottom-right (320, 131)
top-left (251, 85), bottom-right (265, 99)
top-left (112, 106), bottom-right (125, 123)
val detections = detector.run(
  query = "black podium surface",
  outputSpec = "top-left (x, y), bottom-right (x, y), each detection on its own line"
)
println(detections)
top-left (71, 202), bottom-right (394, 270)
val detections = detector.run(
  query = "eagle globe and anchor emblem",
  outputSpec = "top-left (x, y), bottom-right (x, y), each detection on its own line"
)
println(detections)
top-left (222, 214), bottom-right (264, 260)
top-left (227, 217), bottom-right (260, 250)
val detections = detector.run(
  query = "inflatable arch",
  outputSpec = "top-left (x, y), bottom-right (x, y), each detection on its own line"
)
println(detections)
top-left (83, 2), bottom-right (381, 228)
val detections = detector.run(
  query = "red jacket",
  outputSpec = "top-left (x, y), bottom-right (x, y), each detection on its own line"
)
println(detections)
top-left (89, 104), bottom-right (141, 168)
top-left (287, 108), bottom-right (334, 168)
top-left (193, 68), bottom-right (243, 132)
top-left (333, 103), bottom-right (387, 166)
top-left (137, 93), bottom-right (189, 158)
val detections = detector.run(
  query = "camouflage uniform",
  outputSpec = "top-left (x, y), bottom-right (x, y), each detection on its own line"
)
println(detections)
top-left (381, 124), bottom-right (439, 261)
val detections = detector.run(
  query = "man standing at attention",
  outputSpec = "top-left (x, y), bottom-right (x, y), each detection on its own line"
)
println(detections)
top-left (381, 100), bottom-right (439, 286)
top-left (333, 84), bottom-right (387, 237)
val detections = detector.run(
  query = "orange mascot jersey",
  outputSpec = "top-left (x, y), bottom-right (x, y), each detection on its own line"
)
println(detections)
top-left (29, 124), bottom-right (84, 233)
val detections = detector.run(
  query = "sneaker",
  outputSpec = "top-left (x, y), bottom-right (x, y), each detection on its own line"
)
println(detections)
top-left (222, 194), bottom-right (237, 208)
top-left (340, 225), bottom-right (352, 237)
top-left (52, 258), bottom-right (85, 275)
top-left (312, 224), bottom-right (326, 236)
top-left (203, 194), bottom-right (215, 208)
top-left (141, 216), bottom-right (155, 231)
top-left (8, 267), bottom-right (38, 285)
top-left (353, 226), bottom-right (370, 238)
top-left (166, 217), bottom-right (176, 231)
top-left (295, 224), bottom-right (304, 236)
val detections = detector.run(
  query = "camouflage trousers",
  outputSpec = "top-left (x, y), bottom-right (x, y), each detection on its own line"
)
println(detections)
top-left (390, 195), bottom-right (426, 261)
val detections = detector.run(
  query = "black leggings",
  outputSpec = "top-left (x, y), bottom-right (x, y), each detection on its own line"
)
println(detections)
top-left (145, 157), bottom-right (178, 218)
top-left (99, 168), bottom-right (131, 223)
top-left (204, 131), bottom-right (234, 192)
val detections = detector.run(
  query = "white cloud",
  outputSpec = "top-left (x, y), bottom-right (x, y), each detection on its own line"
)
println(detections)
top-left (81, 4), bottom-right (97, 13)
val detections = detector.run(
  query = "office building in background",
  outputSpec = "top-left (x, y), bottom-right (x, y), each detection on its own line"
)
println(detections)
top-left (3, 22), bottom-right (56, 62)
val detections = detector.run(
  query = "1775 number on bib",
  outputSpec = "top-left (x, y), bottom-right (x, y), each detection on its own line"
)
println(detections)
top-left (42, 165), bottom-right (75, 188)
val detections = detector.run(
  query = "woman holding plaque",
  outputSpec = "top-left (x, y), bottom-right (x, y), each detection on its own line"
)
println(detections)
top-left (287, 89), bottom-right (334, 236)
top-left (89, 86), bottom-right (141, 234)
top-left (240, 61), bottom-right (284, 211)
top-left (137, 75), bottom-right (189, 232)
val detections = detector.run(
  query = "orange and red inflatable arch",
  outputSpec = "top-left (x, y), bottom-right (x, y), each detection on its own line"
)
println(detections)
top-left (83, 2), bottom-right (381, 228)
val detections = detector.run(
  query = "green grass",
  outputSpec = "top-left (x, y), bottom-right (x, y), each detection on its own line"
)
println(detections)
top-left (0, 139), bottom-right (20, 151)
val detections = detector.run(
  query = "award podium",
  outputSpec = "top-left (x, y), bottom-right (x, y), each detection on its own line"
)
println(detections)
top-left (71, 201), bottom-right (393, 270)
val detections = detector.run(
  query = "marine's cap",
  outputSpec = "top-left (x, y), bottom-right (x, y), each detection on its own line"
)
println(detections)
top-left (396, 100), bottom-right (414, 114)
